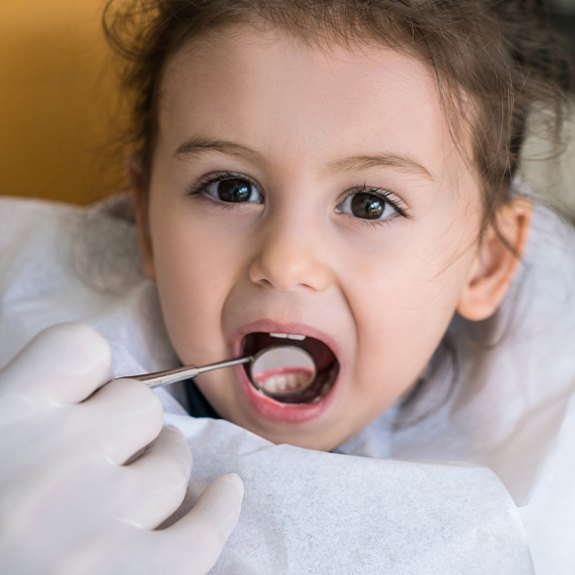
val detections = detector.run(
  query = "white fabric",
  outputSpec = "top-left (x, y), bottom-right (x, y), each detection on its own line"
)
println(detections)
top-left (1, 190), bottom-right (574, 573)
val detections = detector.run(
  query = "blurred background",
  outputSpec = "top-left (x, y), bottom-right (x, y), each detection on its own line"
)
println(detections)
top-left (0, 0), bottom-right (573, 206)
top-left (0, 0), bottom-right (124, 205)
top-left (551, 0), bottom-right (575, 49)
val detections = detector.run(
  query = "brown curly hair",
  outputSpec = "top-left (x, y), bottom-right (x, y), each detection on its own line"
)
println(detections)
top-left (103, 0), bottom-right (573, 230)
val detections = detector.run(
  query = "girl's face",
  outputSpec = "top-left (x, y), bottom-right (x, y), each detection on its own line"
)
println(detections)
top-left (142, 26), bottom-right (487, 450)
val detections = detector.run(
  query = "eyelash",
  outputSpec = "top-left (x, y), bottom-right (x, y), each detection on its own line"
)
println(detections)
top-left (187, 171), bottom-right (411, 224)
top-left (339, 184), bottom-right (411, 223)
top-left (186, 170), bottom-right (261, 209)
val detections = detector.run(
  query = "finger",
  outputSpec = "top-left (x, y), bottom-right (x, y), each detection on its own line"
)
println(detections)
top-left (0, 323), bottom-right (112, 404)
top-left (69, 377), bottom-right (164, 465)
top-left (57, 475), bottom-right (244, 575)
top-left (186, 473), bottom-right (244, 540)
top-left (156, 473), bottom-right (244, 574)
top-left (115, 426), bottom-right (192, 530)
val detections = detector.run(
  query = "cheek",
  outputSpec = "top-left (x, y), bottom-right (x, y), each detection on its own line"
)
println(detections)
top-left (347, 285), bottom-right (454, 411)
top-left (148, 213), bottom-right (238, 361)
top-left (344, 223), bottom-right (479, 393)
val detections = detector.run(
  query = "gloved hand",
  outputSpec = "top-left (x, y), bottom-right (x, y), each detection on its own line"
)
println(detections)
top-left (0, 323), bottom-right (243, 575)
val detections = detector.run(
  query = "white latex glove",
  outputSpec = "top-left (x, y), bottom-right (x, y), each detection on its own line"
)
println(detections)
top-left (0, 323), bottom-right (243, 575)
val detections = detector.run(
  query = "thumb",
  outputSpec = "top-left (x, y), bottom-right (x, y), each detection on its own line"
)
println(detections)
top-left (156, 473), bottom-right (244, 575)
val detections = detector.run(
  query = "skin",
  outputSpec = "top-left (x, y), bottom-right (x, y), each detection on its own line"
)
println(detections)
top-left (135, 25), bottom-right (531, 451)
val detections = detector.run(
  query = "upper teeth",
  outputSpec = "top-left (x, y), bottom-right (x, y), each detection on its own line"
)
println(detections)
top-left (270, 332), bottom-right (306, 341)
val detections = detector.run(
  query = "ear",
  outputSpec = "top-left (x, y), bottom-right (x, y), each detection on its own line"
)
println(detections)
top-left (457, 196), bottom-right (532, 321)
top-left (127, 156), bottom-right (155, 280)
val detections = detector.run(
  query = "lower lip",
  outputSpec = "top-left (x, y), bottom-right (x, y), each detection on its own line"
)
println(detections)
top-left (237, 365), bottom-right (338, 424)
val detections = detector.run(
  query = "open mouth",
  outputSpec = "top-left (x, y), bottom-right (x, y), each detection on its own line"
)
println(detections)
top-left (242, 332), bottom-right (340, 404)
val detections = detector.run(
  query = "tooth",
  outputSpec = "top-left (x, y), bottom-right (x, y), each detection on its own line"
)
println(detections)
top-left (269, 332), bottom-right (306, 341)
top-left (268, 376), bottom-right (280, 391)
top-left (259, 370), bottom-right (311, 395)
top-left (286, 374), bottom-right (297, 389)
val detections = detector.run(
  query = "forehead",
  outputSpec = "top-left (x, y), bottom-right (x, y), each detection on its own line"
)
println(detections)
top-left (156, 25), bottom-right (469, 180)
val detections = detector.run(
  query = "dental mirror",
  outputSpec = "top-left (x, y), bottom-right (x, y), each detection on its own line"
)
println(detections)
top-left (127, 346), bottom-right (316, 399)
top-left (249, 345), bottom-right (316, 398)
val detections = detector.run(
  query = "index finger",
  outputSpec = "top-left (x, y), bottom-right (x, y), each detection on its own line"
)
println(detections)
top-left (0, 323), bottom-right (112, 404)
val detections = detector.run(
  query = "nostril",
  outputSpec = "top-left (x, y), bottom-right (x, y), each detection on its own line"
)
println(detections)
top-left (253, 276), bottom-right (274, 288)
top-left (248, 247), bottom-right (331, 292)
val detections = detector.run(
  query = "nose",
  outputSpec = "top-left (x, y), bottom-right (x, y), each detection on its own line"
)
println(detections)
top-left (248, 216), bottom-right (333, 292)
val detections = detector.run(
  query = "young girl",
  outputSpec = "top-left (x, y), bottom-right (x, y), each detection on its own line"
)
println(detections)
top-left (1, 0), bottom-right (574, 573)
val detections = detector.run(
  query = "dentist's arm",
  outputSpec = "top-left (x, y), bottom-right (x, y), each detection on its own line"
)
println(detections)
top-left (0, 323), bottom-right (243, 575)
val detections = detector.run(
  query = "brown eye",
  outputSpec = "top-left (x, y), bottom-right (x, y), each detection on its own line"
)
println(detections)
top-left (201, 176), bottom-right (263, 204)
top-left (217, 179), bottom-right (253, 202)
top-left (350, 192), bottom-right (385, 219)
top-left (336, 189), bottom-right (400, 222)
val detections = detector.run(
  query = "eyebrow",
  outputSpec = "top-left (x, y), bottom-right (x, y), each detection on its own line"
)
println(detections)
top-left (174, 138), bottom-right (266, 164)
top-left (174, 138), bottom-right (433, 180)
top-left (329, 154), bottom-right (433, 180)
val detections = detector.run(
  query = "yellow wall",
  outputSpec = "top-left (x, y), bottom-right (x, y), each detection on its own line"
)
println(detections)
top-left (0, 0), bottom-right (126, 204)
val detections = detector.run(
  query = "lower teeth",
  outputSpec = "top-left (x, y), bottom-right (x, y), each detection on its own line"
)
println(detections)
top-left (256, 364), bottom-right (338, 404)
top-left (255, 368), bottom-right (314, 396)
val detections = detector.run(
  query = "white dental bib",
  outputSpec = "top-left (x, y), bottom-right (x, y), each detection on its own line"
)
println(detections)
top-left (1, 188), bottom-right (573, 574)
